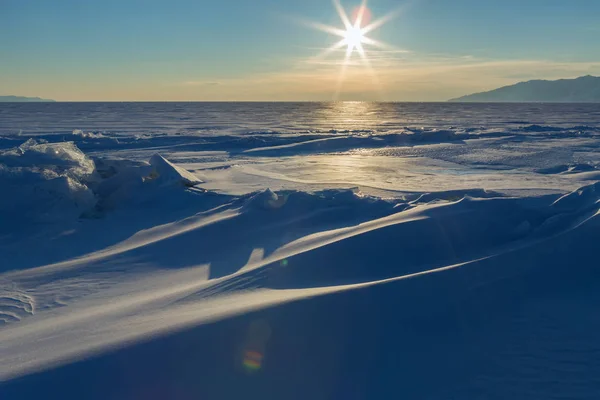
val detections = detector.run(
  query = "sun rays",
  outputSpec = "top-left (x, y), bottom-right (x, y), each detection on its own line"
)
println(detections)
top-left (303, 0), bottom-right (399, 98)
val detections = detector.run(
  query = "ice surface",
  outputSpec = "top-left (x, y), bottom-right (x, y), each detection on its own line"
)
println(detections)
top-left (1, 103), bottom-right (600, 399)
top-left (148, 153), bottom-right (203, 187)
top-left (3, 138), bottom-right (96, 180)
top-left (0, 140), bottom-right (97, 223)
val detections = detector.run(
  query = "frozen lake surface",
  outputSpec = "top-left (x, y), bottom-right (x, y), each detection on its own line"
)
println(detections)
top-left (2, 102), bottom-right (600, 399)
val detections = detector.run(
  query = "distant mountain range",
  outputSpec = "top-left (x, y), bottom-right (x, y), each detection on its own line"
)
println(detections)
top-left (0, 95), bottom-right (55, 102)
top-left (449, 75), bottom-right (600, 103)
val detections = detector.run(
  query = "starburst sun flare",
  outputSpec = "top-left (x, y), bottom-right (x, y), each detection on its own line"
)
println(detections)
top-left (343, 26), bottom-right (365, 54)
top-left (302, 0), bottom-right (400, 98)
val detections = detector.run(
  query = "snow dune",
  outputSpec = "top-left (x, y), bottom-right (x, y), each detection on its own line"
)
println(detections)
top-left (1, 126), bottom-right (600, 398)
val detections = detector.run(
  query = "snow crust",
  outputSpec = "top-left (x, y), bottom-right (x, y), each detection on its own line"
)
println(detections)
top-left (2, 107), bottom-right (600, 399)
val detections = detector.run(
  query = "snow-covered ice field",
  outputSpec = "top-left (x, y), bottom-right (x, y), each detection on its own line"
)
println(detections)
top-left (2, 102), bottom-right (600, 399)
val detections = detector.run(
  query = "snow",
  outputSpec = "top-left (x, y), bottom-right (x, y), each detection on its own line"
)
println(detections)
top-left (0, 140), bottom-right (97, 223)
top-left (1, 102), bottom-right (600, 399)
top-left (148, 153), bottom-right (203, 187)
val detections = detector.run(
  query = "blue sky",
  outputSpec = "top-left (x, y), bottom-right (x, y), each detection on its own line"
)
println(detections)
top-left (2, 0), bottom-right (599, 101)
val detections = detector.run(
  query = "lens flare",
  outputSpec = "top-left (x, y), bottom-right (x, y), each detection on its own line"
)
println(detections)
top-left (351, 5), bottom-right (372, 26)
top-left (301, 0), bottom-right (401, 99)
top-left (241, 320), bottom-right (271, 374)
top-left (243, 350), bottom-right (264, 372)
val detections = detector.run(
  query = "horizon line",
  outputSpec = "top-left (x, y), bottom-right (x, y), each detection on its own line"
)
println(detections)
top-left (3, 100), bottom-right (600, 104)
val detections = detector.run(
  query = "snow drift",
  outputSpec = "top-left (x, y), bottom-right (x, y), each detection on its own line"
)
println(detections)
top-left (2, 178), bottom-right (600, 398)
top-left (2, 101), bottom-right (600, 399)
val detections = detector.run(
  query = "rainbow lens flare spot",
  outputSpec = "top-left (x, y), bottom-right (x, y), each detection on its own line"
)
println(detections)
top-left (243, 350), bottom-right (264, 372)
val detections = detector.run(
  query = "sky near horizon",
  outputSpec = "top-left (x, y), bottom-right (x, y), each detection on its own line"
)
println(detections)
top-left (2, 0), bottom-right (600, 101)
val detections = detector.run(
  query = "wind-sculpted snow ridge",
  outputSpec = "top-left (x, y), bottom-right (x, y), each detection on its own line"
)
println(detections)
top-left (2, 173), bottom-right (600, 399)
top-left (2, 119), bottom-right (600, 398)
top-left (0, 287), bottom-right (35, 325)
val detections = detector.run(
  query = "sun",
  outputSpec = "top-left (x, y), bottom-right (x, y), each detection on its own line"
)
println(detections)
top-left (300, 0), bottom-right (401, 98)
top-left (343, 26), bottom-right (365, 53)
top-left (302, 0), bottom-right (397, 59)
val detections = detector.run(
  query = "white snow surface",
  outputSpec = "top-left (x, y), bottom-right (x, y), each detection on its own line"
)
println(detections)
top-left (1, 102), bottom-right (600, 399)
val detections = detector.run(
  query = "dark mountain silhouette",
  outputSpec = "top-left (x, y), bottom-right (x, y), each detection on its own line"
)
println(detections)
top-left (0, 95), bottom-right (55, 102)
top-left (449, 75), bottom-right (600, 103)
